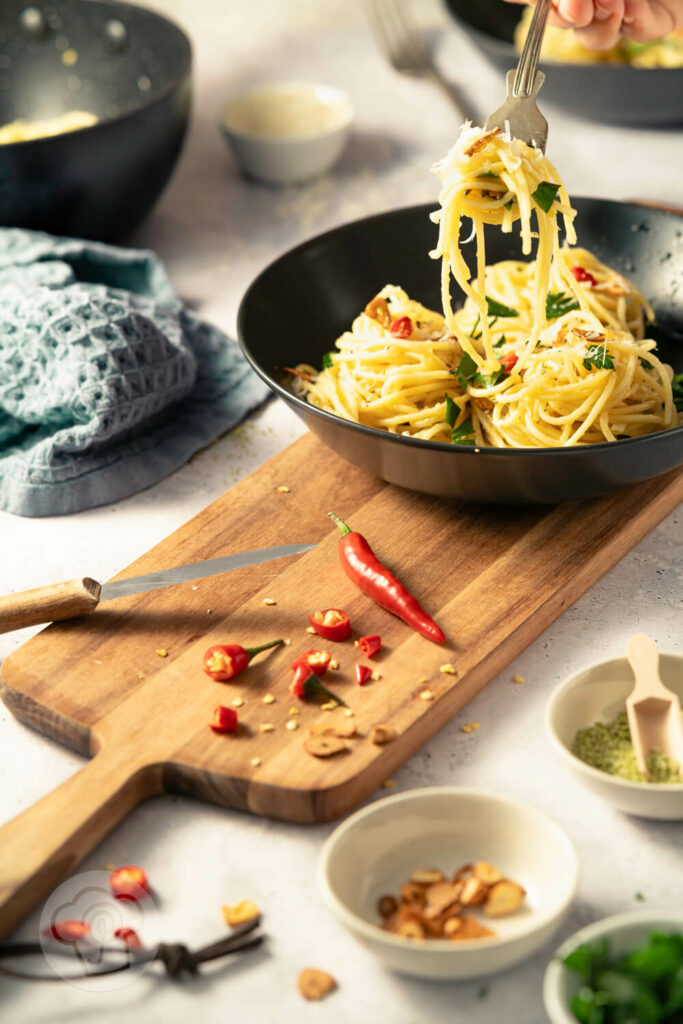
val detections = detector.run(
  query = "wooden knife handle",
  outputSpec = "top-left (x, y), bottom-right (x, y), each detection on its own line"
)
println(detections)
top-left (0, 578), bottom-right (101, 634)
top-left (0, 745), bottom-right (160, 941)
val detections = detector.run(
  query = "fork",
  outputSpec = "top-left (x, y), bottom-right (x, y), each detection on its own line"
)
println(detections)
top-left (485, 0), bottom-right (553, 152)
top-left (364, 0), bottom-right (471, 122)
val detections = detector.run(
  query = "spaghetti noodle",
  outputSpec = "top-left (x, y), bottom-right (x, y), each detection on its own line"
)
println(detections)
top-left (295, 125), bottom-right (681, 449)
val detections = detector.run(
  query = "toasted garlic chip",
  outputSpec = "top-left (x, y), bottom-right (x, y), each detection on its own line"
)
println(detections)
top-left (484, 881), bottom-right (526, 918)
top-left (297, 968), bottom-right (337, 1001)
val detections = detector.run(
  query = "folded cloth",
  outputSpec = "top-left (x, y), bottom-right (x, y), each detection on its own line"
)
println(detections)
top-left (0, 228), bottom-right (270, 516)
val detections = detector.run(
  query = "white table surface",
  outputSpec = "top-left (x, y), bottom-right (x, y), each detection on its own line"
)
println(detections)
top-left (0, 1), bottom-right (681, 1021)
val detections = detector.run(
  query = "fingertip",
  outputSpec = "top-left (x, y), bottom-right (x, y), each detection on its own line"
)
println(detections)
top-left (556, 0), bottom-right (594, 27)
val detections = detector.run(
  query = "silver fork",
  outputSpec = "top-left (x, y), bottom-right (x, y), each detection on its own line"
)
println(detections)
top-left (485, 0), bottom-right (552, 152)
top-left (364, 0), bottom-right (471, 122)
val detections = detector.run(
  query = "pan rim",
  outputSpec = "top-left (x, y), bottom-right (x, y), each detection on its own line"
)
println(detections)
top-left (238, 198), bottom-right (683, 460)
top-left (0, 0), bottom-right (192, 149)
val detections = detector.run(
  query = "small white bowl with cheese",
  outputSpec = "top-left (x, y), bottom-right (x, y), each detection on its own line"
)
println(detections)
top-left (219, 81), bottom-right (353, 185)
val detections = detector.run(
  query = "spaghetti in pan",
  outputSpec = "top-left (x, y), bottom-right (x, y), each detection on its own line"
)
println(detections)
top-left (293, 125), bottom-right (681, 450)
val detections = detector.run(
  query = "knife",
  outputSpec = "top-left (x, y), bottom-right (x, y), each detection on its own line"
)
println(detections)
top-left (0, 543), bottom-right (315, 634)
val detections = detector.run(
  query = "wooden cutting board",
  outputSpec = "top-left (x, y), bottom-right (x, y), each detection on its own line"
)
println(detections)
top-left (0, 432), bottom-right (681, 940)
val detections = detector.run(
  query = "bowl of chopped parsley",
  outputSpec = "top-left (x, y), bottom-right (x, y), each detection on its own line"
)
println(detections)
top-left (543, 910), bottom-right (683, 1023)
top-left (545, 652), bottom-right (683, 821)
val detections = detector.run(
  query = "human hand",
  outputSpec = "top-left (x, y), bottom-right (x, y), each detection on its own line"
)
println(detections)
top-left (503, 0), bottom-right (683, 51)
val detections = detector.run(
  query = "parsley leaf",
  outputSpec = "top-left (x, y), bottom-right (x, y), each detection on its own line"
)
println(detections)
top-left (546, 291), bottom-right (579, 320)
top-left (470, 314), bottom-right (482, 340)
top-left (640, 357), bottom-right (654, 370)
top-left (493, 334), bottom-right (507, 349)
top-left (505, 199), bottom-right (514, 211)
top-left (583, 344), bottom-right (615, 371)
top-left (672, 372), bottom-right (683, 412)
top-left (321, 352), bottom-right (334, 370)
top-left (474, 368), bottom-right (505, 388)
top-left (453, 352), bottom-right (478, 390)
top-left (532, 181), bottom-right (560, 213)
top-left (444, 393), bottom-right (457, 428)
top-left (450, 417), bottom-right (475, 446)
top-left (486, 296), bottom-right (518, 318)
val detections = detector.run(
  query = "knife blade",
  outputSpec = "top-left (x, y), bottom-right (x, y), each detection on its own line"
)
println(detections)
top-left (0, 543), bottom-right (315, 634)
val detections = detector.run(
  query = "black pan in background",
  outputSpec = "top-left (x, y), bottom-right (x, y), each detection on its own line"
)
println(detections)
top-left (0, 0), bottom-right (192, 241)
top-left (444, 0), bottom-right (683, 126)
top-left (238, 199), bottom-right (683, 505)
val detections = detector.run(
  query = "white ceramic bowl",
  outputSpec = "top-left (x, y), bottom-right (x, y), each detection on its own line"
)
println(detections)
top-left (543, 910), bottom-right (683, 1024)
top-left (546, 652), bottom-right (683, 821)
top-left (318, 787), bottom-right (579, 980)
top-left (219, 81), bottom-right (352, 185)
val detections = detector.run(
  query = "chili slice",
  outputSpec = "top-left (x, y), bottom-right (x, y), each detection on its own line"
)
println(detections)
top-left (358, 634), bottom-right (381, 658)
top-left (210, 705), bottom-right (239, 734)
top-left (290, 649), bottom-right (331, 677)
top-left (202, 638), bottom-right (283, 681)
top-left (289, 665), bottom-right (346, 705)
top-left (43, 919), bottom-right (91, 943)
top-left (114, 927), bottom-right (143, 949)
top-left (355, 664), bottom-right (372, 686)
top-left (390, 316), bottom-right (413, 339)
top-left (571, 265), bottom-right (597, 286)
top-left (499, 352), bottom-right (518, 374)
top-left (109, 865), bottom-right (150, 902)
top-left (308, 608), bottom-right (351, 642)
top-left (328, 513), bottom-right (446, 644)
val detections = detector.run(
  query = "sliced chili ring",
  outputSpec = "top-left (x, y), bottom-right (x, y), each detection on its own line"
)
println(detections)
top-left (358, 634), bottom-right (382, 658)
top-left (308, 608), bottom-right (351, 642)
top-left (109, 865), bottom-right (150, 902)
top-left (290, 649), bottom-right (332, 677)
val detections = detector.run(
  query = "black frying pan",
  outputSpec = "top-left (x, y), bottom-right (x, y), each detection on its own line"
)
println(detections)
top-left (0, 0), bottom-right (192, 241)
top-left (238, 198), bottom-right (683, 505)
top-left (444, 0), bottom-right (683, 126)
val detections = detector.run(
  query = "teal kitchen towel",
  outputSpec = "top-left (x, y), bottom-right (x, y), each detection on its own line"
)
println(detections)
top-left (0, 228), bottom-right (269, 517)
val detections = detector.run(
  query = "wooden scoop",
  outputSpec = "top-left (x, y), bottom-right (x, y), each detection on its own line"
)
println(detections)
top-left (625, 634), bottom-right (683, 779)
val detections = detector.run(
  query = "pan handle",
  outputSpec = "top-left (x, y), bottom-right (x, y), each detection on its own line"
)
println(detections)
top-left (0, 744), bottom-right (161, 940)
top-left (0, 579), bottom-right (101, 634)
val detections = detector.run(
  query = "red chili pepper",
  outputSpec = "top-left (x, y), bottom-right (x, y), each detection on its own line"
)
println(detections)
top-left (290, 649), bottom-right (331, 677)
top-left (308, 608), bottom-right (351, 642)
top-left (358, 634), bottom-right (382, 658)
top-left (210, 705), bottom-right (239, 734)
top-left (109, 865), bottom-right (150, 902)
top-left (571, 265), bottom-right (597, 286)
top-left (499, 352), bottom-right (518, 374)
top-left (114, 926), bottom-right (142, 949)
top-left (202, 638), bottom-right (283, 681)
top-left (289, 664), bottom-right (346, 705)
top-left (328, 513), bottom-right (446, 644)
top-left (356, 664), bottom-right (372, 686)
top-left (42, 919), bottom-right (91, 943)
top-left (390, 316), bottom-right (413, 339)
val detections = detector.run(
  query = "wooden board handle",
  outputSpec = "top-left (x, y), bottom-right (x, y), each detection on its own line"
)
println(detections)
top-left (0, 578), bottom-right (101, 634)
top-left (0, 747), bottom-right (160, 940)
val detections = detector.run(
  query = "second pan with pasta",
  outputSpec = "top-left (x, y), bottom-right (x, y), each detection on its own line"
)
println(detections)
top-left (238, 198), bottom-right (683, 505)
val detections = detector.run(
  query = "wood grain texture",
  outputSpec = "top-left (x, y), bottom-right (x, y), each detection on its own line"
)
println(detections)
top-left (0, 578), bottom-right (101, 633)
top-left (0, 433), bottom-right (680, 939)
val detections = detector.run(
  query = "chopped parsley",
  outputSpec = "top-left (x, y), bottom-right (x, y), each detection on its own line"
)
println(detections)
top-left (321, 352), bottom-right (334, 369)
top-left (453, 352), bottom-right (478, 390)
top-left (532, 180), bottom-right (560, 213)
top-left (505, 199), bottom-right (514, 211)
top-left (546, 291), bottom-right (579, 320)
top-left (444, 394), bottom-right (474, 445)
top-left (672, 372), bottom-right (683, 412)
top-left (583, 344), bottom-right (615, 371)
top-left (474, 367), bottom-right (505, 388)
top-left (494, 334), bottom-right (507, 349)
top-left (640, 356), bottom-right (654, 370)
top-left (486, 296), bottom-right (518, 318)
top-left (450, 417), bottom-right (475, 446)
top-left (470, 314), bottom-right (482, 341)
